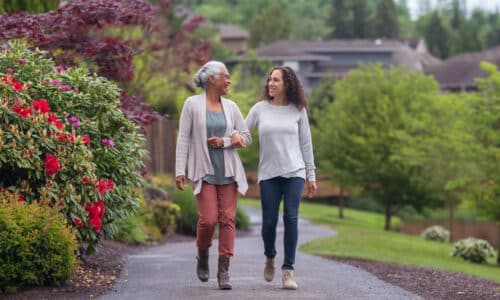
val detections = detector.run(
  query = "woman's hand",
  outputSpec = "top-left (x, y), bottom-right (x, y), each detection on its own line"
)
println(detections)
top-left (231, 133), bottom-right (246, 148)
top-left (208, 136), bottom-right (224, 148)
top-left (176, 175), bottom-right (186, 190)
top-left (307, 181), bottom-right (317, 198)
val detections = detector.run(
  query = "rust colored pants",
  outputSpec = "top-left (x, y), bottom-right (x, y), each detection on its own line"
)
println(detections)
top-left (195, 182), bottom-right (237, 257)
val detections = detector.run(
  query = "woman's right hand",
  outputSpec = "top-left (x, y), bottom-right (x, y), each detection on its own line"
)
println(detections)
top-left (231, 133), bottom-right (246, 148)
top-left (175, 175), bottom-right (186, 190)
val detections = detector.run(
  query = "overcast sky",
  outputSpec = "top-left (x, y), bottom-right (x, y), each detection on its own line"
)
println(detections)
top-left (407, 0), bottom-right (500, 19)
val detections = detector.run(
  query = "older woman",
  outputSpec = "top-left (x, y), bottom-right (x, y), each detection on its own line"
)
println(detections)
top-left (175, 61), bottom-right (250, 290)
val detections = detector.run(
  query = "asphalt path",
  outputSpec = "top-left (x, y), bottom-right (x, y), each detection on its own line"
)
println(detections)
top-left (101, 206), bottom-right (420, 300)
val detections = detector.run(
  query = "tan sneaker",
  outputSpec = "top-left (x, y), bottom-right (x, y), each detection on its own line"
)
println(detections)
top-left (282, 269), bottom-right (298, 290)
top-left (264, 257), bottom-right (275, 282)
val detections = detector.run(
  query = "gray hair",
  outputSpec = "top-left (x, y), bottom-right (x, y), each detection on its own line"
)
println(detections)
top-left (193, 61), bottom-right (227, 90)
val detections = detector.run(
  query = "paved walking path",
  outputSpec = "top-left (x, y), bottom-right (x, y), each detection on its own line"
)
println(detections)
top-left (101, 206), bottom-right (420, 300)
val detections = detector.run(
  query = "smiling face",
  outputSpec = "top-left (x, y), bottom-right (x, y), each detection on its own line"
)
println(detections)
top-left (267, 69), bottom-right (285, 99)
top-left (210, 67), bottom-right (231, 96)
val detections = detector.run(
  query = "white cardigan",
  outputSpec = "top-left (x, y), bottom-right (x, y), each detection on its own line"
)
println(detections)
top-left (175, 92), bottom-right (251, 195)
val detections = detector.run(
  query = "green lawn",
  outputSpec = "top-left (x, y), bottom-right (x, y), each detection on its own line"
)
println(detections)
top-left (239, 198), bottom-right (500, 283)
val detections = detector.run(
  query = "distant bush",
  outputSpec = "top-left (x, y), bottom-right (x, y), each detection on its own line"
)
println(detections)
top-left (450, 237), bottom-right (495, 263)
top-left (152, 200), bottom-right (181, 234)
top-left (236, 206), bottom-right (250, 230)
top-left (420, 225), bottom-right (450, 242)
top-left (0, 191), bottom-right (77, 293)
top-left (172, 187), bottom-right (250, 236)
top-left (172, 188), bottom-right (199, 236)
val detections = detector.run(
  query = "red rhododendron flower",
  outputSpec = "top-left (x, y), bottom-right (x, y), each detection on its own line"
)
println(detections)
top-left (32, 99), bottom-right (50, 113)
top-left (20, 107), bottom-right (32, 118)
top-left (85, 200), bottom-right (105, 218)
top-left (89, 217), bottom-right (102, 232)
top-left (57, 132), bottom-right (67, 142)
top-left (82, 176), bottom-right (90, 184)
top-left (13, 105), bottom-right (22, 114)
top-left (85, 200), bottom-right (105, 232)
top-left (44, 153), bottom-right (60, 175)
top-left (56, 120), bottom-right (63, 129)
top-left (73, 218), bottom-right (84, 228)
top-left (47, 113), bottom-right (58, 124)
top-left (97, 179), bottom-right (115, 195)
top-left (13, 82), bottom-right (23, 91)
top-left (18, 195), bottom-right (25, 202)
top-left (82, 135), bottom-right (90, 146)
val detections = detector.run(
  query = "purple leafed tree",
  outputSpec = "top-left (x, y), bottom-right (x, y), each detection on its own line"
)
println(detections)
top-left (0, 0), bottom-right (211, 128)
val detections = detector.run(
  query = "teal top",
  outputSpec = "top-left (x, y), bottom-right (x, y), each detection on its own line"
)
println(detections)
top-left (203, 109), bottom-right (235, 185)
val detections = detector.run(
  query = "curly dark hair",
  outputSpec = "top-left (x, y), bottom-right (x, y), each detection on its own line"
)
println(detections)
top-left (260, 66), bottom-right (308, 111)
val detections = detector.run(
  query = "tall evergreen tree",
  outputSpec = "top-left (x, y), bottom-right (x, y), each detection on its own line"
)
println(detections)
top-left (330, 0), bottom-right (352, 38)
top-left (352, 0), bottom-right (373, 38)
top-left (374, 0), bottom-right (400, 38)
top-left (424, 12), bottom-right (450, 58)
top-left (450, 0), bottom-right (463, 29)
top-left (248, 3), bottom-right (291, 48)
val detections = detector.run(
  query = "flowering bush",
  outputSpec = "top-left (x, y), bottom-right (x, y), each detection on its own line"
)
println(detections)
top-left (451, 237), bottom-right (496, 263)
top-left (420, 225), bottom-right (450, 242)
top-left (0, 42), bottom-right (147, 254)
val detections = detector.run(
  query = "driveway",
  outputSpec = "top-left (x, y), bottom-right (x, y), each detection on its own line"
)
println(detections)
top-left (101, 206), bottom-right (420, 300)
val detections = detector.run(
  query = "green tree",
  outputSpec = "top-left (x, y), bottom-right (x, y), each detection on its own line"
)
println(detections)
top-left (468, 62), bottom-right (500, 265)
top-left (374, 0), bottom-right (400, 38)
top-left (422, 12), bottom-right (451, 58)
top-left (330, 0), bottom-right (353, 38)
top-left (398, 92), bottom-right (479, 239)
top-left (248, 3), bottom-right (291, 48)
top-left (351, 0), bottom-right (373, 38)
top-left (1, 0), bottom-right (59, 13)
top-left (315, 64), bottom-right (441, 230)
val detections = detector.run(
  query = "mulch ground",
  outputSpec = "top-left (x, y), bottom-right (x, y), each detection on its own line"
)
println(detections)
top-left (328, 257), bottom-right (500, 300)
top-left (4, 235), bottom-right (499, 300)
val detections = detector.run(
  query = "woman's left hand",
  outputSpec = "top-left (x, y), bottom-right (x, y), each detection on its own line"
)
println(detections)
top-left (208, 136), bottom-right (224, 148)
top-left (307, 181), bottom-right (317, 198)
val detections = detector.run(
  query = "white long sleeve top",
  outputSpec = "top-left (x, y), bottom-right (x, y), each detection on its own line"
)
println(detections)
top-left (245, 101), bottom-right (316, 183)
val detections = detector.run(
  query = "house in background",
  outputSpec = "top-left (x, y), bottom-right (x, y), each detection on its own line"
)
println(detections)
top-left (174, 5), bottom-right (249, 55)
top-left (215, 23), bottom-right (249, 55)
top-left (425, 45), bottom-right (500, 92)
top-left (228, 38), bottom-right (441, 91)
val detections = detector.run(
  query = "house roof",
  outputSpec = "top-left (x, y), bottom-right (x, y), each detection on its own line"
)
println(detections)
top-left (255, 39), bottom-right (407, 58)
top-left (425, 46), bottom-right (500, 89)
top-left (216, 23), bottom-right (249, 39)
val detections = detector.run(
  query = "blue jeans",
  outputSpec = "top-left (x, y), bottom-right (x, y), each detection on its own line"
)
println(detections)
top-left (259, 176), bottom-right (305, 270)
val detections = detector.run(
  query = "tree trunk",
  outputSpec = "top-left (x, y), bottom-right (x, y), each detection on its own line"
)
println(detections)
top-left (446, 192), bottom-right (455, 241)
top-left (384, 200), bottom-right (392, 231)
top-left (497, 223), bottom-right (500, 266)
top-left (338, 188), bottom-right (344, 219)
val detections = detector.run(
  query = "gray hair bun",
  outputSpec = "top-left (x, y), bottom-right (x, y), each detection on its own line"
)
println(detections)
top-left (192, 61), bottom-right (226, 90)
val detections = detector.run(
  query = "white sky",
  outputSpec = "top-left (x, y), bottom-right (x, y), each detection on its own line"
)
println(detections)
top-left (407, 0), bottom-right (500, 19)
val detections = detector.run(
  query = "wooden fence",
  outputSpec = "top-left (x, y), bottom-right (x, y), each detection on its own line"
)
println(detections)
top-left (144, 117), bottom-right (176, 175)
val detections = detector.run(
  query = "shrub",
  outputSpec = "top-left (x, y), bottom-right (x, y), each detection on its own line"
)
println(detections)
top-left (420, 225), bottom-right (450, 242)
top-left (172, 188), bottom-right (199, 236)
top-left (0, 42), bottom-right (148, 254)
top-left (172, 187), bottom-right (250, 236)
top-left (152, 200), bottom-right (181, 234)
top-left (235, 206), bottom-right (250, 231)
top-left (0, 190), bottom-right (77, 293)
top-left (450, 237), bottom-right (496, 263)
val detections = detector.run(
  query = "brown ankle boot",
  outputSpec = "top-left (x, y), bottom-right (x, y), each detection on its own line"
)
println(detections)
top-left (197, 249), bottom-right (209, 282)
top-left (217, 256), bottom-right (232, 290)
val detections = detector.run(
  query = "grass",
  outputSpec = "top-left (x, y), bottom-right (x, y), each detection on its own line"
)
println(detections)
top-left (239, 198), bottom-right (500, 283)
